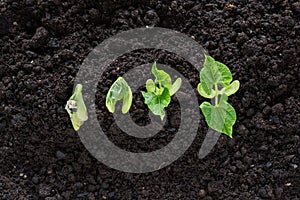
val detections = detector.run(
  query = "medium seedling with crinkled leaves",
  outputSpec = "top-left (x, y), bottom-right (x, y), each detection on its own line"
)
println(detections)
top-left (142, 61), bottom-right (182, 120)
top-left (198, 54), bottom-right (240, 137)
top-left (106, 77), bottom-right (133, 114)
top-left (65, 84), bottom-right (88, 131)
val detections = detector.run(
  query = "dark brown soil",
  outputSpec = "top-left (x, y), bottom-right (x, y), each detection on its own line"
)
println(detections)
top-left (0, 0), bottom-right (299, 199)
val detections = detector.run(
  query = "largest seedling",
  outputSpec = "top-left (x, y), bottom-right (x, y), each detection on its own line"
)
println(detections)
top-left (198, 54), bottom-right (240, 137)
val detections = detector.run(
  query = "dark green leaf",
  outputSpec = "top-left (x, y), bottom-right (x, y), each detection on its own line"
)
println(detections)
top-left (151, 61), bottom-right (172, 90)
top-left (200, 54), bottom-right (232, 95)
top-left (200, 94), bottom-right (236, 137)
top-left (142, 88), bottom-right (171, 120)
top-left (143, 62), bottom-right (181, 120)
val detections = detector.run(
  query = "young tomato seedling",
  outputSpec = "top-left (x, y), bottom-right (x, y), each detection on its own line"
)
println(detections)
top-left (65, 84), bottom-right (88, 131)
top-left (142, 61), bottom-right (182, 120)
top-left (198, 54), bottom-right (240, 137)
top-left (106, 77), bottom-right (133, 114)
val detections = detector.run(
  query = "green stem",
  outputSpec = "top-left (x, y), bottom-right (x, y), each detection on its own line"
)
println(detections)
top-left (215, 84), bottom-right (219, 106)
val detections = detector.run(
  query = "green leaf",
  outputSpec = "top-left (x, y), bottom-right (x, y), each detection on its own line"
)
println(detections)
top-left (146, 79), bottom-right (155, 92)
top-left (106, 77), bottom-right (132, 114)
top-left (200, 54), bottom-right (232, 95)
top-left (215, 61), bottom-right (233, 87)
top-left (197, 83), bottom-right (215, 98)
top-left (200, 94), bottom-right (236, 137)
top-left (142, 88), bottom-right (171, 120)
top-left (76, 93), bottom-right (88, 121)
top-left (222, 80), bottom-right (240, 96)
top-left (122, 86), bottom-right (132, 114)
top-left (198, 54), bottom-right (240, 137)
top-left (155, 85), bottom-right (164, 96)
top-left (65, 84), bottom-right (88, 131)
top-left (151, 61), bottom-right (172, 90)
top-left (143, 62), bottom-right (181, 120)
top-left (170, 78), bottom-right (182, 96)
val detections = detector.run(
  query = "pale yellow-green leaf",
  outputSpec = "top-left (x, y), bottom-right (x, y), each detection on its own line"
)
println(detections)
top-left (122, 86), bottom-right (132, 114)
top-left (197, 83), bottom-right (215, 98)
top-left (65, 84), bottom-right (88, 131)
top-left (223, 80), bottom-right (240, 96)
top-left (146, 79), bottom-right (155, 92)
top-left (170, 78), bottom-right (182, 96)
top-left (106, 77), bottom-right (132, 114)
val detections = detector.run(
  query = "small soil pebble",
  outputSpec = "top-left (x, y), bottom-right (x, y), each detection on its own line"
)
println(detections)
top-left (31, 27), bottom-right (49, 48)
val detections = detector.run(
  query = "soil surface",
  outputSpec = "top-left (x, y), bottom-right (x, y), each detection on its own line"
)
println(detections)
top-left (1, 0), bottom-right (300, 199)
